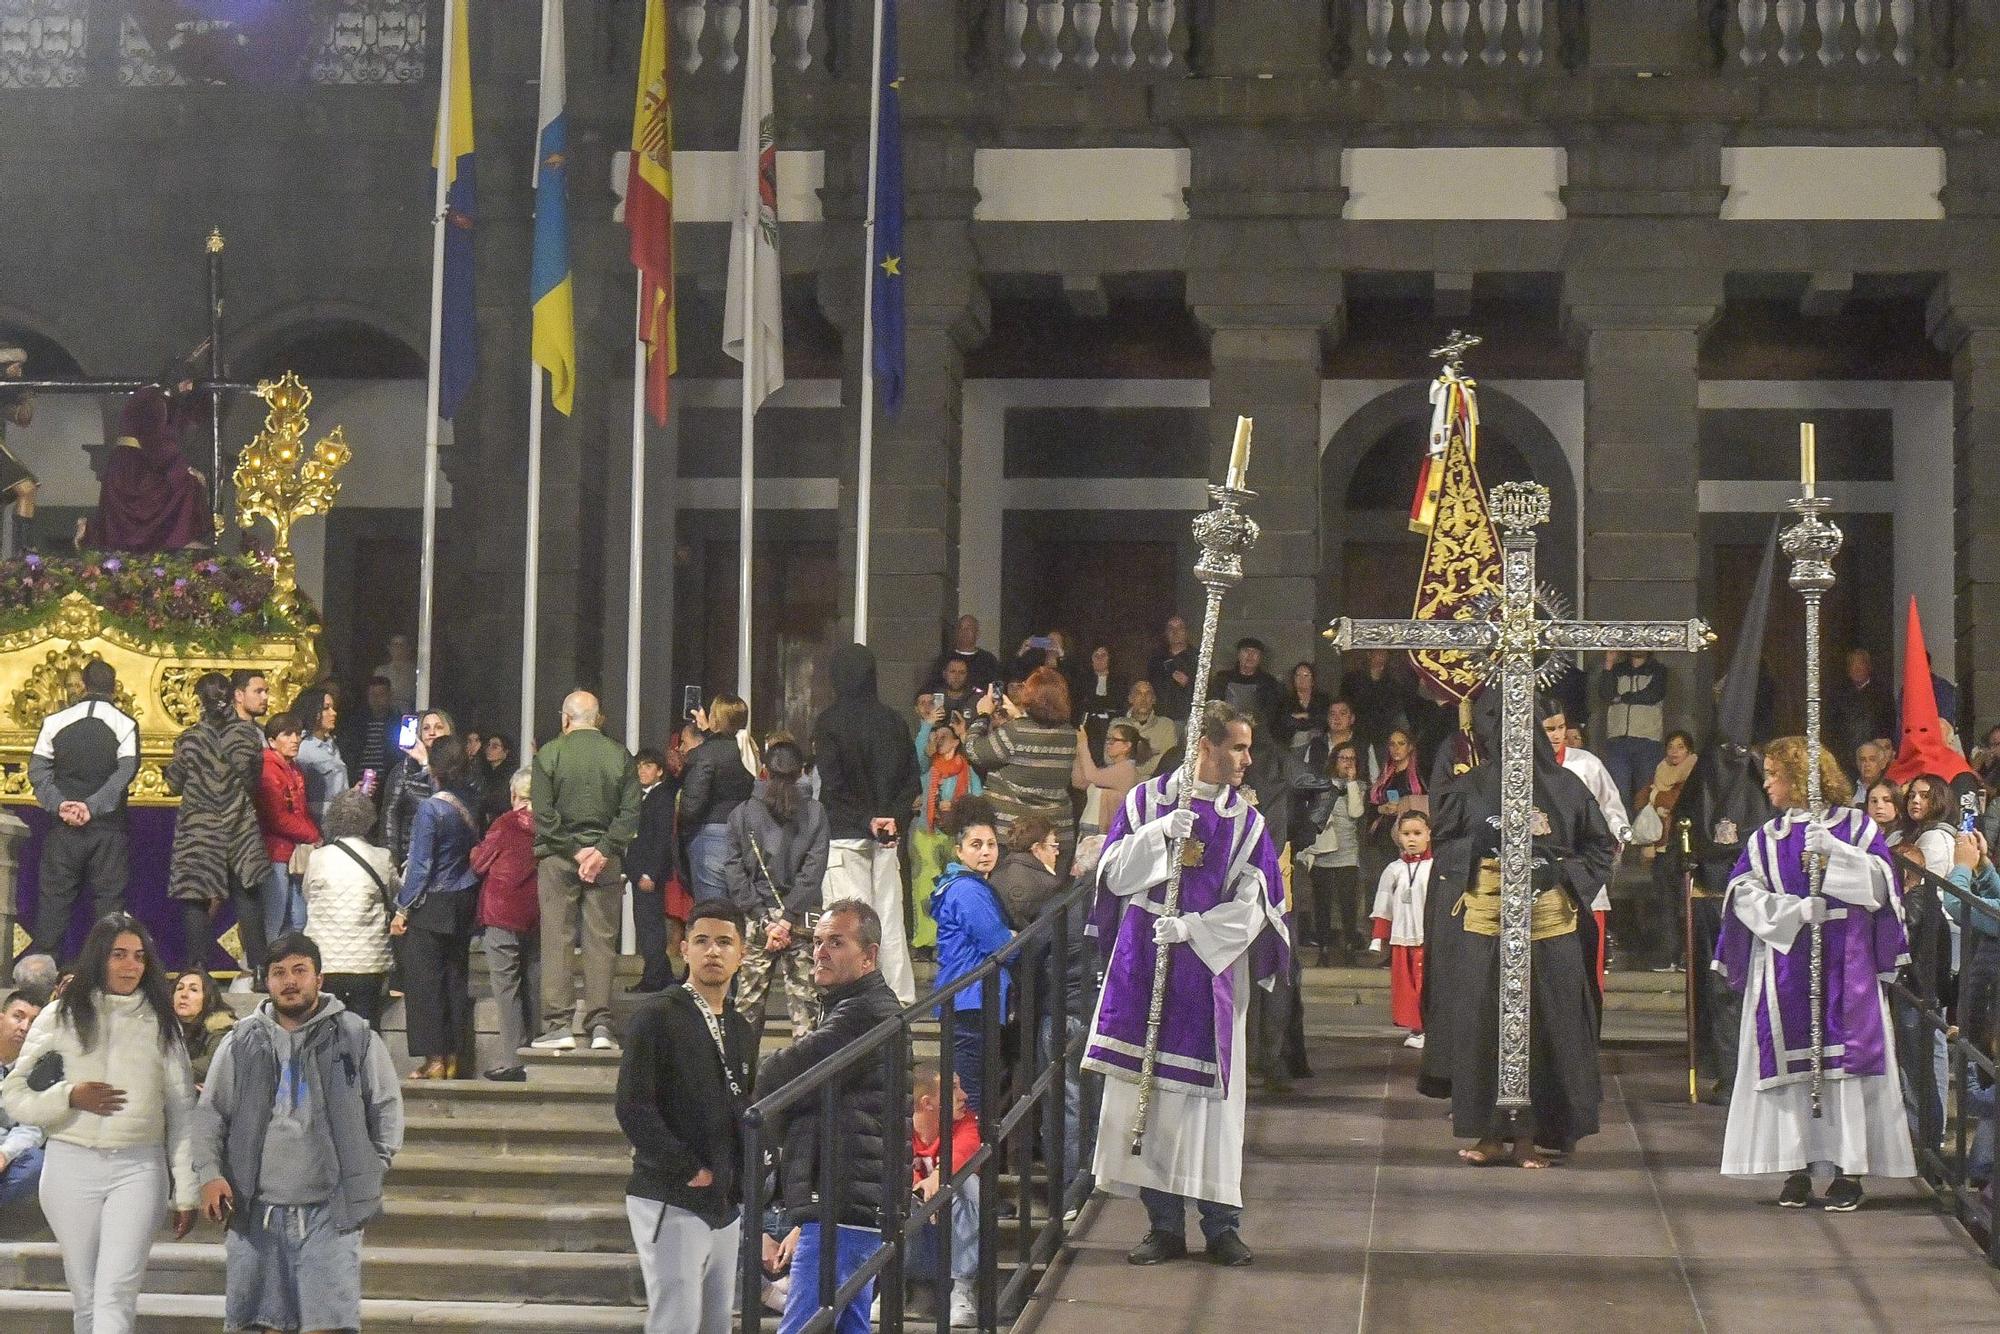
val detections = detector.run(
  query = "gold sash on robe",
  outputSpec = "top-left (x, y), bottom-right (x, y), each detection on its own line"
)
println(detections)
top-left (1454, 857), bottom-right (1578, 940)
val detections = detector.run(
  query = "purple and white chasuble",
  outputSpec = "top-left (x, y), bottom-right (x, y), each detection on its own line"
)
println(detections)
top-left (1084, 772), bottom-right (1289, 1205)
top-left (1714, 807), bottom-right (1917, 1177)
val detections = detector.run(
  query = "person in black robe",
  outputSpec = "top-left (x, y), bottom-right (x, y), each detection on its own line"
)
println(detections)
top-left (1418, 688), bottom-right (1618, 1167)
top-left (1661, 741), bottom-right (1772, 1105)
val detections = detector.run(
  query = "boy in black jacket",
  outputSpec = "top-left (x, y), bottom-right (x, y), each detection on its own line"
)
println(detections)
top-left (615, 900), bottom-right (755, 1334)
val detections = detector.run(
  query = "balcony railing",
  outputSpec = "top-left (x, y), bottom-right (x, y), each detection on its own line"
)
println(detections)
top-left (986, 0), bottom-right (1187, 75)
top-left (1719, 0), bottom-right (1934, 70)
top-left (0, 0), bottom-right (84, 87)
top-left (674, 0), bottom-right (829, 79)
top-left (1354, 0), bottom-right (1560, 71)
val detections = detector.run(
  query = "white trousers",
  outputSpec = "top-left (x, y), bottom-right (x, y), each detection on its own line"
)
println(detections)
top-left (826, 839), bottom-right (915, 1004)
top-left (626, 1195), bottom-right (741, 1334)
top-left (40, 1141), bottom-right (168, 1334)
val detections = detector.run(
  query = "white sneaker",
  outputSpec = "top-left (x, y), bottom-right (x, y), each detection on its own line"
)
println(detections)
top-left (1403, 1032), bottom-right (1426, 1050)
top-left (590, 1026), bottom-right (618, 1051)
top-left (529, 1031), bottom-right (576, 1052)
top-left (949, 1280), bottom-right (978, 1327)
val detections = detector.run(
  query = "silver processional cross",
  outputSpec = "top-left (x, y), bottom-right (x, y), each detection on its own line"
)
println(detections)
top-left (1327, 482), bottom-right (1713, 1108)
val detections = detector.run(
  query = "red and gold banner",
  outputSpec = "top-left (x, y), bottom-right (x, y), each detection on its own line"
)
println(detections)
top-left (1409, 367), bottom-right (1500, 701)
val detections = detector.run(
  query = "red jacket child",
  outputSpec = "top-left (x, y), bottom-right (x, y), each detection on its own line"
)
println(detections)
top-left (256, 747), bottom-right (321, 864)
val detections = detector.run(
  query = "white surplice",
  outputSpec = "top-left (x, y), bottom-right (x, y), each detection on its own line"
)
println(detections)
top-left (1718, 823), bottom-right (1916, 1178)
top-left (1088, 780), bottom-right (1270, 1207)
top-left (1561, 744), bottom-right (1629, 912)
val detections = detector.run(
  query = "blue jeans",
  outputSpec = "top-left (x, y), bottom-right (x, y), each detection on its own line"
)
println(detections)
top-left (0, 1144), bottom-right (42, 1205)
top-left (264, 862), bottom-right (307, 942)
top-left (779, 1223), bottom-right (881, 1334)
top-left (1139, 1187), bottom-right (1241, 1244)
top-left (906, 1174), bottom-right (978, 1285)
top-left (687, 824), bottom-right (733, 904)
top-left (1602, 736), bottom-right (1663, 815)
top-left (951, 1022), bottom-right (986, 1115)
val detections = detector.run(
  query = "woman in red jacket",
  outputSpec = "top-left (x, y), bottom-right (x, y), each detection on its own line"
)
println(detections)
top-left (255, 711), bottom-right (322, 947)
top-left (471, 768), bottom-right (539, 1081)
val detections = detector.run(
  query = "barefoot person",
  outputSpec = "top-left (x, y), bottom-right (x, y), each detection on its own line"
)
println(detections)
top-left (1083, 701), bottom-right (1289, 1268)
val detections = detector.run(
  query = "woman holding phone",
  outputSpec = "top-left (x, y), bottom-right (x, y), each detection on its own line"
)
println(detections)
top-left (382, 709), bottom-right (455, 870)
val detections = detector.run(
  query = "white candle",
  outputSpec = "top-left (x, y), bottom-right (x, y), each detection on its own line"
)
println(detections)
top-left (1227, 415), bottom-right (1253, 490)
top-left (1800, 421), bottom-right (1816, 496)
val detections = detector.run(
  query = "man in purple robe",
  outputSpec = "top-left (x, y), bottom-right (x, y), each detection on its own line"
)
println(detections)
top-left (83, 381), bottom-right (210, 553)
top-left (1083, 701), bottom-right (1289, 1268)
top-left (1715, 735), bottom-right (1915, 1210)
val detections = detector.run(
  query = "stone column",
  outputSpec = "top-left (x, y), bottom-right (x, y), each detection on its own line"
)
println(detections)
top-left (1564, 269), bottom-right (1720, 735)
top-left (1928, 270), bottom-right (2000, 729)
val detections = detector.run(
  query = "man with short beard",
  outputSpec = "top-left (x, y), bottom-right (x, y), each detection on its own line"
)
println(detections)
top-left (193, 932), bottom-right (403, 1334)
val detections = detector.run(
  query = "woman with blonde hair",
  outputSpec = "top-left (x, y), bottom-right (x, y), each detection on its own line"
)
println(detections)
top-left (680, 693), bottom-right (756, 902)
top-left (1714, 735), bottom-right (1914, 1211)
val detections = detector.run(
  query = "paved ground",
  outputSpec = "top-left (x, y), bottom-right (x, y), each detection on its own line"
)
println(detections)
top-left (1017, 1040), bottom-right (2000, 1333)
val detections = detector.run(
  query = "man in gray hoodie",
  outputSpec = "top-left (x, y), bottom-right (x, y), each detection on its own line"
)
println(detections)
top-left (192, 931), bottom-right (404, 1334)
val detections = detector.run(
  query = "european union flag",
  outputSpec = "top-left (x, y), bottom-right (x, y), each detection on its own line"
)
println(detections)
top-left (870, 0), bottom-right (904, 415)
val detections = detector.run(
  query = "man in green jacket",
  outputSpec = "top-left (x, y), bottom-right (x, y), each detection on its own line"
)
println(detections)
top-left (531, 690), bottom-right (642, 1052)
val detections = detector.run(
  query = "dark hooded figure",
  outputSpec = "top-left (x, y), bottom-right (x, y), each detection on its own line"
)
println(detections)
top-left (1244, 725), bottom-right (1330, 1087)
top-left (811, 643), bottom-right (922, 1003)
top-left (1417, 688), bottom-right (1619, 1166)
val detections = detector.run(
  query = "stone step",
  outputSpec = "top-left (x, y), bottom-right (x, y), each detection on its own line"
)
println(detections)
top-left (0, 1241), bottom-right (646, 1308)
top-left (0, 1291), bottom-right (645, 1332)
top-left (387, 1151), bottom-right (629, 1202)
top-left (398, 1079), bottom-right (618, 1119)
top-left (401, 1113), bottom-right (627, 1159)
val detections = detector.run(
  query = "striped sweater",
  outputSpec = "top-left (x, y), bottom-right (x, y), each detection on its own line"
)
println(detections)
top-left (967, 718), bottom-right (1076, 843)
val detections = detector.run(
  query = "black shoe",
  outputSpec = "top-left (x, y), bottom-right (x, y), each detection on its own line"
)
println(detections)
top-left (1824, 1175), bottom-right (1864, 1212)
top-left (1777, 1171), bottom-right (1814, 1208)
top-left (1205, 1231), bottom-right (1253, 1267)
top-left (482, 1065), bottom-right (528, 1082)
top-left (1126, 1231), bottom-right (1188, 1265)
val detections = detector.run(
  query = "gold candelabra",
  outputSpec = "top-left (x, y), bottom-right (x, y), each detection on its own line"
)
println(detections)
top-left (231, 371), bottom-right (350, 618)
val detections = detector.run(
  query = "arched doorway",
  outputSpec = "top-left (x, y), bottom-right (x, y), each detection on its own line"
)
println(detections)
top-left (1319, 383), bottom-right (1578, 643)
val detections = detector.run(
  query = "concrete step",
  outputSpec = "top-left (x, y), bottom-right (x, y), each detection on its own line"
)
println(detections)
top-left (398, 1079), bottom-right (618, 1119)
top-left (0, 1290), bottom-right (645, 1331)
top-left (387, 1151), bottom-right (629, 1202)
top-left (0, 1241), bottom-right (647, 1308)
top-left (401, 1113), bottom-right (627, 1159)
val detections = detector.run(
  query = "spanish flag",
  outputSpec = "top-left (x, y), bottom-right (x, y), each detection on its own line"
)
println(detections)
top-left (530, 0), bottom-right (575, 415)
top-left (627, 0), bottom-right (676, 426)
top-left (433, 0), bottom-right (476, 421)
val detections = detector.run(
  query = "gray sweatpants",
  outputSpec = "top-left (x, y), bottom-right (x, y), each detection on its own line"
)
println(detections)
top-left (483, 926), bottom-right (543, 1060)
top-left (626, 1196), bottom-right (739, 1334)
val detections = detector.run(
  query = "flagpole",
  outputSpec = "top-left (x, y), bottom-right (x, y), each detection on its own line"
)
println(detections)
top-left (853, 0), bottom-right (888, 646)
top-left (417, 0), bottom-right (458, 712)
top-left (520, 365), bottom-right (543, 752)
top-left (628, 280), bottom-right (647, 751)
top-left (737, 203), bottom-right (756, 712)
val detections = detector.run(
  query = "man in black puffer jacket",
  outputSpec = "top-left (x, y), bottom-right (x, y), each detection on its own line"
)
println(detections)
top-left (756, 898), bottom-right (904, 1332)
top-left (812, 644), bottom-right (921, 1004)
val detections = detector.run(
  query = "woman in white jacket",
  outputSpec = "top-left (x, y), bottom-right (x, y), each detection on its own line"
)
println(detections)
top-left (1, 914), bottom-right (196, 1333)
top-left (301, 786), bottom-right (397, 1029)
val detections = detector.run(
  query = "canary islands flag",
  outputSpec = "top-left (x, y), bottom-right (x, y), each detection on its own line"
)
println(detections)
top-left (434, 0), bottom-right (477, 420)
top-left (531, 0), bottom-right (575, 415)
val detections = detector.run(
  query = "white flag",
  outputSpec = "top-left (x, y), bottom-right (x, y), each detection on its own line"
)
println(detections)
top-left (723, 0), bottom-right (784, 410)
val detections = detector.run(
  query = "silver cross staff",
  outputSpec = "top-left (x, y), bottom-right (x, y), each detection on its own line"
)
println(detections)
top-left (1781, 435), bottom-right (1842, 1118)
top-left (1326, 483), bottom-right (1713, 1108)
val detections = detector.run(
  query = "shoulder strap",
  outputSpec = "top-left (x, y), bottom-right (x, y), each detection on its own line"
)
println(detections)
top-left (330, 838), bottom-right (391, 896)
top-left (435, 791), bottom-right (479, 834)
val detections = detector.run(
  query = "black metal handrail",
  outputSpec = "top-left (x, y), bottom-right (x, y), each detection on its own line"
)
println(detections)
top-left (737, 872), bottom-right (1096, 1333)
top-left (1884, 854), bottom-right (2000, 1267)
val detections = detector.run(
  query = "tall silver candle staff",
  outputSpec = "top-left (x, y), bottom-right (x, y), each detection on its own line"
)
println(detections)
top-left (1130, 417), bottom-right (1259, 1155)
top-left (1781, 422), bottom-right (1841, 1119)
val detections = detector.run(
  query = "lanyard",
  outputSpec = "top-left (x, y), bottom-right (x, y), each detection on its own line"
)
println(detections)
top-left (684, 983), bottom-right (744, 1101)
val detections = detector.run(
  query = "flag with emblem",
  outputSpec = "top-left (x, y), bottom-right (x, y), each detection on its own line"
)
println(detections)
top-left (433, 0), bottom-right (476, 420)
top-left (1408, 357), bottom-right (1501, 700)
top-left (870, 0), bottom-right (905, 413)
top-left (627, 0), bottom-right (676, 425)
top-left (723, 0), bottom-right (784, 410)
top-left (531, 0), bottom-right (575, 415)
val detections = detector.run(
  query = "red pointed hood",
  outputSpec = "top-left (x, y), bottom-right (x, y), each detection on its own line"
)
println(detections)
top-left (1887, 596), bottom-right (1972, 785)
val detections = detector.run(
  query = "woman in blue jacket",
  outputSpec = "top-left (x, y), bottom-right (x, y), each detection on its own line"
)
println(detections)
top-left (392, 740), bottom-right (485, 1079)
top-left (930, 796), bottom-right (1014, 1113)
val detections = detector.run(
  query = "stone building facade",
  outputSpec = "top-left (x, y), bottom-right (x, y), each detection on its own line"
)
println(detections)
top-left (1, 0), bottom-right (1996, 744)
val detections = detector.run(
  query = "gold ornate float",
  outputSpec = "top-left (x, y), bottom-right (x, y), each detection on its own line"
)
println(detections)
top-left (0, 373), bottom-right (349, 806)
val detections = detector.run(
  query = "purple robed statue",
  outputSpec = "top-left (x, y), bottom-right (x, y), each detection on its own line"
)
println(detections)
top-left (1712, 746), bottom-right (1918, 1196)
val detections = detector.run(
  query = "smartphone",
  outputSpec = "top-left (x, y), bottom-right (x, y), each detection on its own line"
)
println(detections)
top-left (394, 714), bottom-right (420, 751)
top-left (1962, 793), bottom-right (1981, 835)
top-left (1385, 789), bottom-right (1401, 804)
top-left (683, 685), bottom-right (703, 718)
top-left (359, 768), bottom-right (380, 797)
top-left (931, 692), bottom-right (946, 713)
top-left (1027, 635), bottom-right (1053, 652)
